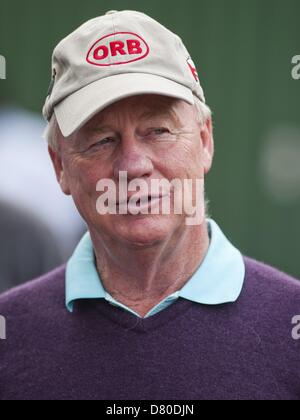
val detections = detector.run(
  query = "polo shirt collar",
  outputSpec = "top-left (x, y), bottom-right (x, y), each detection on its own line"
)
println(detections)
top-left (66, 219), bottom-right (245, 312)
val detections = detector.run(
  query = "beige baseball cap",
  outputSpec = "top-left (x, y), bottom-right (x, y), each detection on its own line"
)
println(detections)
top-left (43, 10), bottom-right (205, 138)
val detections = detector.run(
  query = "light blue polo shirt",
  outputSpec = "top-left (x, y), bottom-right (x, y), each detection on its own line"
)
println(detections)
top-left (66, 219), bottom-right (245, 317)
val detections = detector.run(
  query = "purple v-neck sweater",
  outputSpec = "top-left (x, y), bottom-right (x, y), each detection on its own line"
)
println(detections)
top-left (0, 257), bottom-right (299, 400)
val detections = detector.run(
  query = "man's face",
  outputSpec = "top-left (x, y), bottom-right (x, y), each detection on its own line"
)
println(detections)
top-left (50, 95), bottom-right (214, 247)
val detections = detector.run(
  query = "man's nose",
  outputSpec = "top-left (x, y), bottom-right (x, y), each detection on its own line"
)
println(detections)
top-left (113, 143), bottom-right (154, 181)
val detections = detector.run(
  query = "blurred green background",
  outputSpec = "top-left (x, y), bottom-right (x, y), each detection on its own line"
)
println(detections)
top-left (1, 0), bottom-right (300, 277)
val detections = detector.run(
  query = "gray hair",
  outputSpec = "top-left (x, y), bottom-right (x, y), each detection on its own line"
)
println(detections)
top-left (193, 95), bottom-right (212, 127)
top-left (43, 113), bottom-right (60, 151)
top-left (43, 95), bottom-right (212, 151)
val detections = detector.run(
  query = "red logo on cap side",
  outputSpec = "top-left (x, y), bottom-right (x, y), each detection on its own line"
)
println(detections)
top-left (187, 58), bottom-right (199, 83)
top-left (86, 32), bottom-right (150, 67)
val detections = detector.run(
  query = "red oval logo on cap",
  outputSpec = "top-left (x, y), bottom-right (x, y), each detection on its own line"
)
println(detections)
top-left (86, 32), bottom-right (150, 67)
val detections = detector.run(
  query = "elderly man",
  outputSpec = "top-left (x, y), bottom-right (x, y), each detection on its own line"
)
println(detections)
top-left (0, 10), bottom-right (299, 401)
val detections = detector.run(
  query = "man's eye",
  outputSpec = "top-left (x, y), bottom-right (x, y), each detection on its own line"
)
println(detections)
top-left (150, 128), bottom-right (170, 136)
top-left (91, 138), bottom-right (115, 148)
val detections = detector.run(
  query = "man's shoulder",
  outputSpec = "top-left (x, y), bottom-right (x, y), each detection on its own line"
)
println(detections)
top-left (0, 265), bottom-right (66, 314)
top-left (242, 256), bottom-right (300, 309)
top-left (244, 256), bottom-right (300, 289)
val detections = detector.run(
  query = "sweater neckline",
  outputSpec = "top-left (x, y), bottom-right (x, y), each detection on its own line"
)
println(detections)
top-left (75, 297), bottom-right (196, 332)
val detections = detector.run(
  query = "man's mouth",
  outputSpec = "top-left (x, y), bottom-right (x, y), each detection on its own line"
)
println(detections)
top-left (117, 194), bottom-right (165, 205)
top-left (116, 194), bottom-right (170, 212)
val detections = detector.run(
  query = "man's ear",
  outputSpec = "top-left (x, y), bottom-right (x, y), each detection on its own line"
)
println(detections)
top-left (200, 117), bottom-right (214, 175)
top-left (48, 146), bottom-right (71, 195)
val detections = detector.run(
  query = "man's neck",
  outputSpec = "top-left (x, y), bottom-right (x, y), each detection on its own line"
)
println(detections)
top-left (91, 222), bottom-right (210, 318)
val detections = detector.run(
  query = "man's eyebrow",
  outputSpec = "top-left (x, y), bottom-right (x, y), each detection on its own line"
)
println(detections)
top-left (74, 125), bottom-right (114, 149)
top-left (89, 125), bottom-right (115, 134)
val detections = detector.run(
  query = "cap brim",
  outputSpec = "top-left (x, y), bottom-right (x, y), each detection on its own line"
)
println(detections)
top-left (54, 73), bottom-right (195, 138)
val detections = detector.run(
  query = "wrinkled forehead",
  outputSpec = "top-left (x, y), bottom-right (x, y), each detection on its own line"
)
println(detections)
top-left (82, 94), bottom-right (192, 131)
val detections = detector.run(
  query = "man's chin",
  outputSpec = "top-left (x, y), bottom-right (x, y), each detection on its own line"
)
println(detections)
top-left (112, 214), bottom-right (176, 248)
